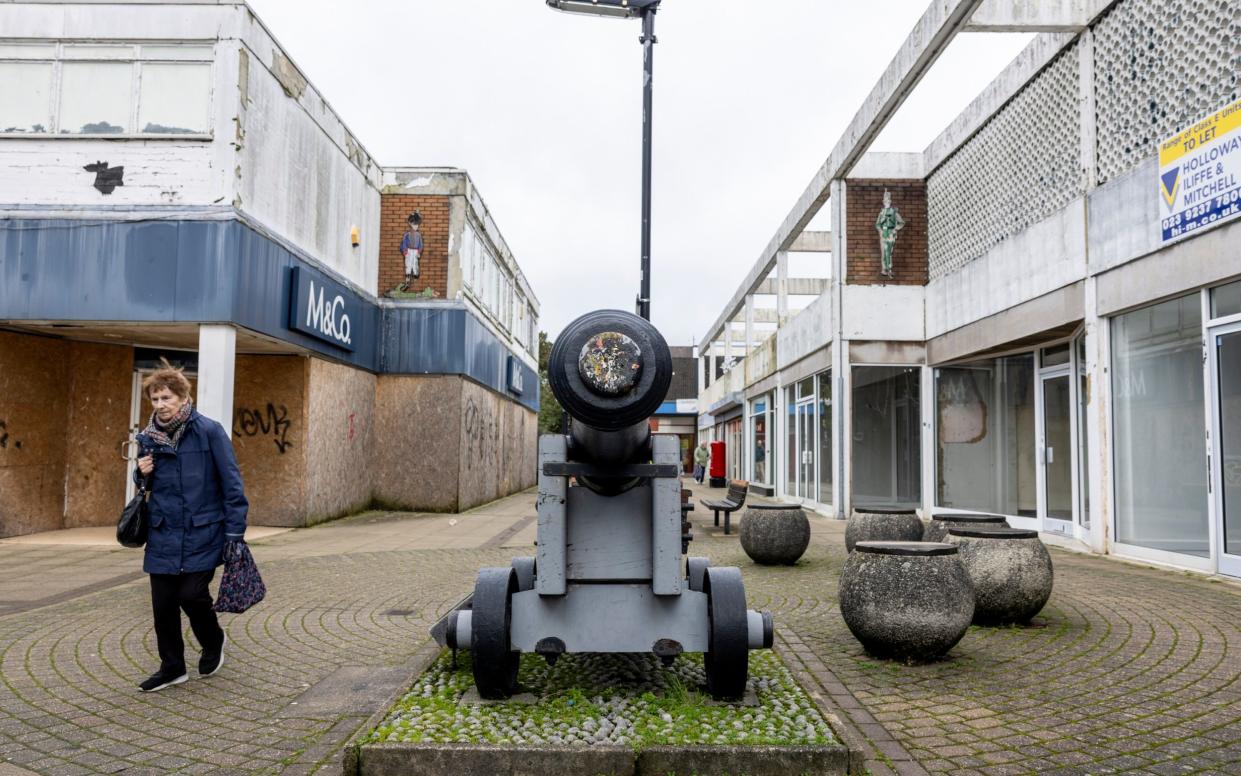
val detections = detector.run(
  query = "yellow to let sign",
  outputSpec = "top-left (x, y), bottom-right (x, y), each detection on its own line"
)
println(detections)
top-left (1159, 98), bottom-right (1241, 244)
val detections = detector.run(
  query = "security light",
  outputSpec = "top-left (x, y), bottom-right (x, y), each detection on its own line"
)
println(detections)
top-left (545, 0), bottom-right (660, 19)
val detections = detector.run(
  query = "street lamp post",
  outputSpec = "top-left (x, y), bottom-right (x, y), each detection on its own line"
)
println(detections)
top-left (546, 0), bottom-right (661, 321)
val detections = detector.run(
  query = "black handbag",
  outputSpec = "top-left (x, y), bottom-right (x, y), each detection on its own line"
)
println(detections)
top-left (117, 478), bottom-right (150, 548)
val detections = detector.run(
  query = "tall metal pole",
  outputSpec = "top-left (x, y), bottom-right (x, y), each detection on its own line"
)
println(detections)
top-left (638, 7), bottom-right (656, 321)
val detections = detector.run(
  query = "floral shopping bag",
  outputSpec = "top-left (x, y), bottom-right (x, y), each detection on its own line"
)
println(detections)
top-left (213, 540), bottom-right (267, 613)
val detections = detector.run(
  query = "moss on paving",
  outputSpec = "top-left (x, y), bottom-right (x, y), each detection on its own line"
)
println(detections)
top-left (366, 650), bottom-right (836, 749)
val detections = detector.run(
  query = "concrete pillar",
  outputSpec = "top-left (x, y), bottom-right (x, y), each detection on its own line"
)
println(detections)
top-left (776, 252), bottom-right (789, 326)
top-left (831, 180), bottom-right (849, 519)
top-left (1083, 277), bottom-right (1110, 554)
top-left (697, 347), bottom-right (706, 394)
top-left (921, 364), bottom-right (936, 518)
top-left (744, 295), bottom-right (755, 355)
top-left (709, 352), bottom-right (717, 383)
top-left (723, 322), bottom-right (733, 368)
top-left (1078, 30), bottom-right (1098, 191)
top-left (197, 324), bottom-right (236, 435)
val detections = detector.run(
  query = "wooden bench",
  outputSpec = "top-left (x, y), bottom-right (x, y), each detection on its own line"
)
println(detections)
top-left (681, 488), bottom-right (694, 553)
top-left (699, 480), bottom-right (749, 535)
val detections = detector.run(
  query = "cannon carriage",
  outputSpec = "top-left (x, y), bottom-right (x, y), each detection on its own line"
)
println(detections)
top-left (440, 309), bottom-right (772, 700)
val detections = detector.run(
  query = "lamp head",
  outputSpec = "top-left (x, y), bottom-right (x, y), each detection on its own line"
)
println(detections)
top-left (546, 0), bottom-right (660, 19)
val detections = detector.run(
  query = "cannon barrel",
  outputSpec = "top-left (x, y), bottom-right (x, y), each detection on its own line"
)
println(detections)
top-left (548, 310), bottom-right (673, 490)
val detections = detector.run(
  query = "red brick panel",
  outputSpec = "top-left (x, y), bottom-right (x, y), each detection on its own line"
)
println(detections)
top-left (379, 194), bottom-right (451, 297)
top-left (844, 180), bottom-right (928, 286)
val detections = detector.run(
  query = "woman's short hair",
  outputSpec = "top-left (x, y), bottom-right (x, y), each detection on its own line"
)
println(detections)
top-left (142, 358), bottom-right (193, 400)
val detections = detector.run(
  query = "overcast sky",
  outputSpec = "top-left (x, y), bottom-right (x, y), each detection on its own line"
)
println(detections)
top-left (245, 0), bottom-right (1031, 346)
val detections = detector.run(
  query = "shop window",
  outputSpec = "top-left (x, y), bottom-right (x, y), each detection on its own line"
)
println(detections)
top-left (60, 62), bottom-right (132, 134)
top-left (852, 366), bottom-right (921, 508)
top-left (1041, 343), bottom-right (1070, 368)
top-left (936, 355), bottom-right (1036, 516)
top-left (0, 43), bottom-right (213, 136)
top-left (749, 397), bottom-right (772, 486)
top-left (1112, 293), bottom-right (1208, 556)
top-left (138, 63), bottom-right (211, 134)
top-left (0, 62), bottom-right (53, 133)
top-left (1212, 279), bottom-right (1241, 319)
top-left (817, 371), bottom-right (833, 506)
top-left (785, 386), bottom-right (797, 492)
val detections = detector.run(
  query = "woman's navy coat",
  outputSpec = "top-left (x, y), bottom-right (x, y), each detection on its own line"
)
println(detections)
top-left (136, 410), bottom-right (248, 575)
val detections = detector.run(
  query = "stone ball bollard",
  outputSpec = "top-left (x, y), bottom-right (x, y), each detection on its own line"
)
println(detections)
top-left (945, 527), bottom-right (1054, 625)
top-left (838, 542), bottom-right (975, 662)
top-left (845, 507), bottom-right (923, 552)
top-left (739, 503), bottom-right (811, 565)
top-left (923, 512), bottom-right (1009, 542)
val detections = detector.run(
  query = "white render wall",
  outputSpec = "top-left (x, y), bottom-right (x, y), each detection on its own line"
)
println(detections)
top-left (0, 1), bottom-right (383, 294)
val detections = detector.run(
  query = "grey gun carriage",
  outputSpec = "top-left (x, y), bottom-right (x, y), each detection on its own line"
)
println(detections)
top-left (440, 309), bottom-right (773, 701)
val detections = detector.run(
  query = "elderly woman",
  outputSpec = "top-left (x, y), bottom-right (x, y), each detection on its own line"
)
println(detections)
top-left (134, 360), bottom-right (248, 692)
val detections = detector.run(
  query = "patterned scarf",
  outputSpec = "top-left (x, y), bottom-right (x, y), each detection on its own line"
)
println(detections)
top-left (143, 400), bottom-right (194, 450)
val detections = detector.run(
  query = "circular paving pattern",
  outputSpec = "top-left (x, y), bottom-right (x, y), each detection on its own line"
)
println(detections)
top-left (0, 509), bottom-right (1240, 774)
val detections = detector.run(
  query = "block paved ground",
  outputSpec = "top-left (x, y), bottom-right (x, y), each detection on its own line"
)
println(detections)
top-left (0, 481), bottom-right (1239, 774)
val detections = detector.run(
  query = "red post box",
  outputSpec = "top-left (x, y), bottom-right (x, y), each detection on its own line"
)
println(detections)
top-left (709, 439), bottom-right (726, 487)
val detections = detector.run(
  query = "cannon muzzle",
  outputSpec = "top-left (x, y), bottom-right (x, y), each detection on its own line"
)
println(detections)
top-left (548, 310), bottom-right (673, 492)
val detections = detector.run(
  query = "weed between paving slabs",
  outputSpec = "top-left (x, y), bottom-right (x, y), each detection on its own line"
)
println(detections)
top-left (366, 651), bottom-right (836, 748)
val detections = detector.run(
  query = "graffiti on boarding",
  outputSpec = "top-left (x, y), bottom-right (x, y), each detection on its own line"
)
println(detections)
top-left (233, 404), bottom-right (293, 454)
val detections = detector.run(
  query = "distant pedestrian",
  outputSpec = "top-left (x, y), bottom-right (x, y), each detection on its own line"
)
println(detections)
top-left (694, 441), bottom-right (710, 484)
top-left (133, 360), bottom-right (248, 692)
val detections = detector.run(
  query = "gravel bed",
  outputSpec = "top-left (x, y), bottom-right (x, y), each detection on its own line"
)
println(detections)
top-left (365, 650), bottom-right (836, 748)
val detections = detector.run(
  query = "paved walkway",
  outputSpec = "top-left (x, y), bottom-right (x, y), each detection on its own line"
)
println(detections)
top-left (0, 482), bottom-right (1239, 774)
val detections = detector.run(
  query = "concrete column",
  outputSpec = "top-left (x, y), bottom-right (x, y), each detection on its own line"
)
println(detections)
top-left (831, 180), bottom-right (849, 519)
top-left (776, 252), bottom-right (789, 326)
top-left (723, 323), bottom-right (733, 368)
top-left (1078, 31), bottom-right (1098, 191)
top-left (744, 295), bottom-right (755, 355)
top-left (921, 364), bottom-right (936, 518)
top-left (697, 348), bottom-right (706, 394)
top-left (1083, 278), bottom-right (1110, 554)
top-left (197, 324), bottom-right (237, 435)
top-left (709, 353), bottom-right (717, 383)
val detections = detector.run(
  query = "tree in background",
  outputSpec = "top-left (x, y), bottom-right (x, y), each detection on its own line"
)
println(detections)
top-left (538, 331), bottom-right (565, 435)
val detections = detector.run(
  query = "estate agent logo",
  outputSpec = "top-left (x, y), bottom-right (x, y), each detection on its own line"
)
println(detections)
top-left (288, 267), bottom-right (357, 351)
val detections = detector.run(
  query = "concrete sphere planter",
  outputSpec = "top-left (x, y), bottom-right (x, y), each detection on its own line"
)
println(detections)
top-left (923, 512), bottom-right (1009, 542)
top-left (838, 542), bottom-right (975, 662)
top-left (740, 504), bottom-right (811, 565)
top-left (945, 527), bottom-right (1053, 625)
top-left (845, 508), bottom-right (922, 552)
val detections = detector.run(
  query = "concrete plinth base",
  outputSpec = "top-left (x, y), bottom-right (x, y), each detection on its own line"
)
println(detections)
top-left (355, 742), bottom-right (849, 776)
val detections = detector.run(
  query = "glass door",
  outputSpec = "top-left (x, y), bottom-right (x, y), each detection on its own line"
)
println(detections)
top-left (797, 401), bottom-right (815, 499)
top-left (1040, 373), bottom-right (1074, 531)
top-left (1210, 323), bottom-right (1241, 577)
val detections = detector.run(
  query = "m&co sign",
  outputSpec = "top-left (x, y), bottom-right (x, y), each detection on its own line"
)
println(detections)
top-left (288, 267), bottom-right (357, 351)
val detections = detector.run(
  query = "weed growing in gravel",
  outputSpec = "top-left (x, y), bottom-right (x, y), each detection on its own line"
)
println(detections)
top-left (366, 650), bottom-right (836, 749)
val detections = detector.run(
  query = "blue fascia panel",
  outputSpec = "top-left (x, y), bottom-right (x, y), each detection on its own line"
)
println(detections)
top-left (0, 218), bottom-right (537, 411)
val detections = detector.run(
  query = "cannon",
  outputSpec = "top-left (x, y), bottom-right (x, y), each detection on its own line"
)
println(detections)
top-left (439, 309), bottom-right (773, 701)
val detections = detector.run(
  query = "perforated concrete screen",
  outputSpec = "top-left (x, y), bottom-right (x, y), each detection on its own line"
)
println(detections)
top-left (1094, 0), bottom-right (1241, 185)
top-left (926, 45), bottom-right (1084, 280)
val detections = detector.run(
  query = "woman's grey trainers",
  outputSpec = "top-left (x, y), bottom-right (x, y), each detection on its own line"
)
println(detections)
top-left (199, 633), bottom-right (226, 677)
top-left (138, 671), bottom-right (188, 692)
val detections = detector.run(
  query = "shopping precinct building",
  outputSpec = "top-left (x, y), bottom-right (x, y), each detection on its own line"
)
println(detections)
top-left (0, 1), bottom-right (540, 537)
top-left (696, 0), bottom-right (1241, 577)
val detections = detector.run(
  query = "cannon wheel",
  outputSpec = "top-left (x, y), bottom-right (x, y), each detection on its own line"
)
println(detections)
top-left (511, 556), bottom-right (536, 592)
top-left (686, 557), bottom-right (710, 592)
top-left (471, 567), bottom-right (520, 699)
top-left (703, 566), bottom-right (749, 701)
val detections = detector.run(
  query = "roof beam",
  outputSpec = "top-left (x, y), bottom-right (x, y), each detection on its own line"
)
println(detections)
top-left (964, 0), bottom-right (1109, 32)
top-left (788, 231), bottom-right (834, 253)
top-left (753, 278), bottom-right (829, 296)
top-left (700, 0), bottom-right (985, 347)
